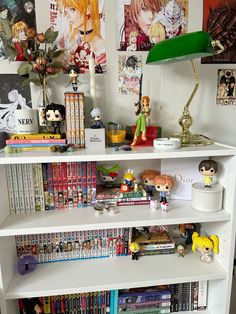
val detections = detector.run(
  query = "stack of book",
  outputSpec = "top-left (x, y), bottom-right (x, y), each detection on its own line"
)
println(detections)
top-left (64, 92), bottom-right (85, 147)
top-left (16, 228), bottom-right (131, 263)
top-left (5, 133), bottom-right (66, 151)
top-left (96, 184), bottom-right (151, 206)
top-left (6, 161), bottom-right (96, 214)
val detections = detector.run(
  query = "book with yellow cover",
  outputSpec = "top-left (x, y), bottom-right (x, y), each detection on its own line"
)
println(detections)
top-left (11, 134), bottom-right (62, 140)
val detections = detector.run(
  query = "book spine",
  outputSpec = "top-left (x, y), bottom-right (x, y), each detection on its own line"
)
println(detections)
top-left (5, 165), bottom-right (15, 214)
top-left (72, 161), bottom-right (78, 208)
top-left (70, 92), bottom-right (76, 144)
top-left (27, 164), bottom-right (36, 213)
top-left (77, 162), bottom-right (83, 207)
top-left (8, 143), bottom-right (65, 147)
top-left (111, 200), bottom-right (150, 206)
top-left (11, 133), bottom-right (62, 139)
top-left (57, 162), bottom-right (64, 210)
top-left (52, 162), bottom-right (59, 210)
top-left (74, 92), bottom-right (81, 146)
top-left (91, 161), bottom-right (97, 205)
top-left (47, 163), bottom-right (55, 210)
top-left (6, 139), bottom-right (66, 144)
top-left (86, 161), bottom-right (92, 206)
top-left (82, 162), bottom-right (87, 206)
top-left (16, 164), bottom-right (25, 214)
top-left (141, 243), bottom-right (175, 250)
top-left (197, 280), bottom-right (207, 310)
top-left (22, 164), bottom-right (31, 214)
top-left (65, 92), bottom-right (72, 144)
top-left (67, 162), bottom-right (73, 209)
top-left (37, 164), bottom-right (45, 211)
top-left (32, 164), bottom-right (42, 211)
top-left (79, 93), bottom-right (85, 148)
top-left (42, 163), bottom-right (50, 210)
top-left (62, 162), bottom-right (68, 209)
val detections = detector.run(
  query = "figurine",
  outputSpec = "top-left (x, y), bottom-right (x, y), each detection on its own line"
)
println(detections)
top-left (66, 65), bottom-right (80, 91)
top-left (90, 108), bottom-right (104, 129)
top-left (129, 242), bottom-right (141, 260)
top-left (192, 232), bottom-right (219, 263)
top-left (175, 243), bottom-right (186, 257)
top-left (198, 160), bottom-right (218, 188)
top-left (97, 164), bottom-right (120, 187)
top-left (123, 169), bottom-right (135, 189)
top-left (45, 103), bottom-right (65, 134)
top-left (153, 175), bottom-right (174, 203)
top-left (161, 201), bottom-right (168, 213)
top-left (131, 96), bottom-right (151, 146)
top-left (141, 169), bottom-right (160, 196)
top-left (93, 201), bottom-right (116, 215)
top-left (179, 223), bottom-right (197, 245)
top-left (150, 200), bottom-right (158, 211)
top-left (22, 297), bottom-right (42, 314)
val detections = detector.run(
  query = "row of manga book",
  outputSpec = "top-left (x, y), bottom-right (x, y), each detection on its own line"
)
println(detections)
top-left (6, 161), bottom-right (96, 214)
top-left (16, 228), bottom-right (131, 263)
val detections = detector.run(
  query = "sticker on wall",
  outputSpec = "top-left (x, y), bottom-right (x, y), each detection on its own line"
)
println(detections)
top-left (49, 0), bottom-right (106, 74)
top-left (202, 0), bottom-right (236, 64)
top-left (216, 69), bottom-right (236, 105)
top-left (116, 0), bottom-right (188, 51)
top-left (0, 74), bottom-right (32, 132)
top-left (0, 0), bottom-right (36, 61)
top-left (118, 54), bottom-right (142, 95)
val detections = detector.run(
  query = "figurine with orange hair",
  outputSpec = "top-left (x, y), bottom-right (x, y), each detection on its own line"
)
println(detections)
top-left (141, 169), bottom-right (160, 196)
top-left (153, 175), bottom-right (174, 204)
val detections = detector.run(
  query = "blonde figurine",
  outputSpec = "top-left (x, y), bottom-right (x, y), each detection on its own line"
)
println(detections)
top-left (129, 241), bottom-right (141, 260)
top-left (192, 232), bottom-right (219, 263)
top-left (149, 22), bottom-right (166, 44)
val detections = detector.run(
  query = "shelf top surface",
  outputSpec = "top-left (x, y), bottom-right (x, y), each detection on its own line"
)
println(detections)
top-left (5, 253), bottom-right (226, 299)
top-left (0, 201), bottom-right (230, 236)
top-left (0, 142), bottom-right (235, 164)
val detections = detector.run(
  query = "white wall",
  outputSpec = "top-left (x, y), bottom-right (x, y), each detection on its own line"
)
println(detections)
top-left (1, 0), bottom-right (235, 146)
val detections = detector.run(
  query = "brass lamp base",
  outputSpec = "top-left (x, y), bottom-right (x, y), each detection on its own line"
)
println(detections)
top-left (172, 132), bottom-right (213, 147)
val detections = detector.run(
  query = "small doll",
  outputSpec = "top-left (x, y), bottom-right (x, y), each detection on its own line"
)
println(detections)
top-left (150, 199), bottom-right (158, 211)
top-left (198, 160), bottom-right (218, 188)
top-left (45, 103), bottom-right (65, 134)
top-left (175, 243), bottom-right (186, 257)
top-left (97, 164), bottom-right (120, 187)
top-left (123, 169), bottom-right (135, 189)
top-left (141, 169), bottom-right (160, 196)
top-left (129, 241), bottom-right (141, 260)
top-left (153, 175), bottom-right (174, 203)
top-left (192, 232), bottom-right (219, 263)
top-left (161, 201), bottom-right (168, 213)
top-left (66, 65), bottom-right (80, 91)
top-left (90, 108), bottom-right (104, 129)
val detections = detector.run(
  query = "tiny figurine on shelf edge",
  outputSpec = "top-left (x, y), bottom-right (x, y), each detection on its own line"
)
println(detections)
top-left (175, 243), bottom-right (186, 257)
top-left (66, 65), bottom-right (80, 91)
top-left (122, 169), bottom-right (136, 190)
top-left (22, 297), bottom-right (42, 314)
top-left (93, 201), bottom-right (117, 215)
top-left (192, 232), bottom-right (219, 263)
top-left (141, 169), bottom-right (160, 196)
top-left (97, 164), bottom-right (120, 187)
top-left (150, 199), bottom-right (158, 211)
top-left (161, 201), bottom-right (168, 213)
top-left (90, 108), bottom-right (104, 129)
top-left (45, 103), bottom-right (65, 134)
top-left (198, 160), bottom-right (218, 188)
top-left (153, 175), bottom-right (174, 204)
top-left (131, 95), bottom-right (151, 146)
top-left (129, 241), bottom-right (141, 260)
top-left (179, 223), bottom-right (197, 245)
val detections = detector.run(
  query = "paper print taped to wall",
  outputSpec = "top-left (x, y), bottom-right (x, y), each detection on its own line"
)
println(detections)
top-left (216, 69), bottom-right (236, 106)
top-left (202, 0), bottom-right (236, 63)
top-left (118, 55), bottom-right (142, 95)
top-left (0, 0), bottom-right (36, 61)
top-left (50, 0), bottom-right (106, 74)
top-left (116, 0), bottom-right (188, 51)
top-left (0, 74), bottom-right (32, 132)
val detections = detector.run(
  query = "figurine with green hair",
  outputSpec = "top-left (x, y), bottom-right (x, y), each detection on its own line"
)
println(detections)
top-left (97, 164), bottom-right (120, 187)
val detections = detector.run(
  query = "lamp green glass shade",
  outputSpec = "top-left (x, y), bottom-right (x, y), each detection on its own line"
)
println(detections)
top-left (146, 31), bottom-right (214, 64)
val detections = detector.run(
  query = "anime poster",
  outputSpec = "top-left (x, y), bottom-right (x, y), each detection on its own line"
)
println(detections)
top-left (116, 0), bottom-right (188, 51)
top-left (202, 0), bottom-right (236, 63)
top-left (0, 74), bottom-right (31, 132)
top-left (50, 0), bottom-right (106, 74)
top-left (118, 54), bottom-right (142, 95)
top-left (0, 0), bottom-right (36, 61)
top-left (216, 69), bottom-right (236, 106)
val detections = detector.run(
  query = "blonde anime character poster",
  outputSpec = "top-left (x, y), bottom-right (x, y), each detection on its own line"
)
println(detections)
top-left (216, 69), bottom-right (236, 105)
top-left (116, 0), bottom-right (188, 51)
top-left (50, 0), bottom-right (106, 74)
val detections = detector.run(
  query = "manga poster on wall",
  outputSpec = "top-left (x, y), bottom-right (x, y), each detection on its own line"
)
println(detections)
top-left (50, 0), bottom-right (106, 74)
top-left (118, 54), bottom-right (142, 95)
top-left (216, 69), bottom-right (236, 105)
top-left (202, 0), bottom-right (236, 63)
top-left (116, 0), bottom-right (188, 51)
top-left (0, 74), bottom-right (31, 132)
top-left (0, 0), bottom-right (36, 61)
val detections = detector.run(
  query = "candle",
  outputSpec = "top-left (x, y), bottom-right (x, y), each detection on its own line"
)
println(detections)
top-left (89, 54), bottom-right (97, 107)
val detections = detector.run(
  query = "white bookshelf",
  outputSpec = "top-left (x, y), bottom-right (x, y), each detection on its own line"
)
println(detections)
top-left (0, 143), bottom-right (235, 314)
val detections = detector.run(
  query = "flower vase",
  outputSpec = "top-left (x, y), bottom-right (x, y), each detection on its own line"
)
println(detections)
top-left (37, 81), bottom-right (50, 133)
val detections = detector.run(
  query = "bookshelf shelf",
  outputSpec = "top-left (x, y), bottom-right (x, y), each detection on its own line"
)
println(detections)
top-left (5, 253), bottom-right (226, 299)
top-left (0, 202), bottom-right (231, 236)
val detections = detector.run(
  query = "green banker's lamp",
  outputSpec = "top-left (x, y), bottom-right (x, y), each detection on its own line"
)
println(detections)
top-left (146, 31), bottom-right (224, 146)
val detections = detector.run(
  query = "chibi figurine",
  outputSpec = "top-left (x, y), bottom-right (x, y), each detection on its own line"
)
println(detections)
top-left (161, 201), bottom-right (168, 213)
top-left (45, 103), bottom-right (65, 134)
top-left (131, 96), bottom-right (151, 146)
top-left (192, 232), bottom-right (219, 263)
top-left (141, 169), bottom-right (160, 196)
top-left (93, 201), bottom-right (117, 215)
top-left (153, 175), bottom-right (174, 203)
top-left (129, 241), bottom-right (141, 260)
top-left (90, 108), bottom-right (104, 129)
top-left (123, 169), bottom-right (135, 189)
top-left (150, 199), bottom-right (158, 211)
top-left (179, 223), bottom-right (197, 245)
top-left (198, 160), bottom-right (218, 188)
top-left (66, 65), bottom-right (80, 91)
top-left (97, 164), bottom-right (120, 187)
top-left (175, 243), bottom-right (186, 257)
top-left (22, 297), bottom-right (42, 314)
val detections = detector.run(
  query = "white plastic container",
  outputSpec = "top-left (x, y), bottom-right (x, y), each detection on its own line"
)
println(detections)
top-left (191, 182), bottom-right (223, 212)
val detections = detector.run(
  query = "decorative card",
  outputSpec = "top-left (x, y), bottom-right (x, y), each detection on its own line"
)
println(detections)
top-left (216, 69), bottom-right (236, 105)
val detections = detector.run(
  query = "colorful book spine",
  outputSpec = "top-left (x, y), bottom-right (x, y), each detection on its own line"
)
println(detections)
top-left (21, 164), bottom-right (31, 214)
top-left (86, 161), bottom-right (92, 206)
top-left (82, 162), bottom-right (87, 206)
top-left (74, 92), bottom-right (81, 146)
top-left (11, 133), bottom-right (62, 139)
top-left (52, 162), bottom-right (59, 210)
top-left (47, 163), bottom-right (55, 210)
top-left (109, 200), bottom-right (150, 206)
top-left (72, 162), bottom-right (78, 208)
top-left (79, 93), bottom-right (85, 147)
top-left (65, 92), bottom-right (72, 144)
top-left (57, 162), bottom-right (64, 210)
top-left (67, 162), bottom-right (73, 209)
top-left (8, 143), bottom-right (65, 147)
top-left (6, 139), bottom-right (66, 144)
top-left (70, 92), bottom-right (76, 144)
top-left (62, 162), bottom-right (68, 209)
top-left (5, 165), bottom-right (15, 214)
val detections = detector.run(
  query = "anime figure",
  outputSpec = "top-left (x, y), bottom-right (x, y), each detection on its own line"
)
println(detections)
top-left (175, 243), bottom-right (186, 257)
top-left (90, 107), bottom-right (104, 129)
top-left (66, 65), bottom-right (80, 91)
top-left (11, 21), bottom-right (33, 61)
top-left (192, 232), bottom-right (219, 263)
top-left (153, 175), bottom-right (174, 203)
top-left (198, 160), bottom-right (218, 188)
top-left (129, 241), bottom-right (141, 260)
top-left (150, 200), bottom-right (158, 211)
top-left (126, 31), bottom-right (138, 51)
top-left (179, 223), bottom-right (197, 245)
top-left (22, 298), bottom-right (42, 314)
top-left (161, 201), bottom-right (168, 213)
top-left (131, 96), bottom-right (151, 146)
top-left (45, 103), bottom-right (65, 134)
top-left (123, 169), bottom-right (135, 189)
top-left (97, 164), bottom-right (120, 187)
top-left (141, 169), bottom-right (160, 196)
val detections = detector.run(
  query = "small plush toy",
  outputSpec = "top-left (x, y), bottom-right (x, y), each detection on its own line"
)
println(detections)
top-left (198, 160), bottom-right (218, 188)
top-left (192, 232), bottom-right (219, 263)
top-left (45, 103), bottom-right (65, 134)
